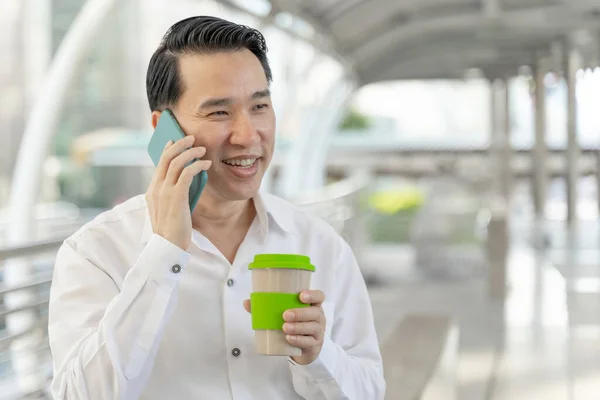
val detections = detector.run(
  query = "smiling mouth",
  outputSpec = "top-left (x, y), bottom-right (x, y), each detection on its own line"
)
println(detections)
top-left (222, 157), bottom-right (259, 169)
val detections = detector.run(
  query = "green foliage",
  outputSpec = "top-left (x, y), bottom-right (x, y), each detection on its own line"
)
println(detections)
top-left (338, 108), bottom-right (371, 131)
top-left (367, 187), bottom-right (425, 243)
top-left (368, 188), bottom-right (424, 215)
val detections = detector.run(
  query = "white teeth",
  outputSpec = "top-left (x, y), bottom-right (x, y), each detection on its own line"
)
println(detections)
top-left (224, 158), bottom-right (257, 168)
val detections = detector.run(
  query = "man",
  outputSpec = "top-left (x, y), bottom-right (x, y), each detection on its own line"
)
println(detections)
top-left (48, 16), bottom-right (385, 399)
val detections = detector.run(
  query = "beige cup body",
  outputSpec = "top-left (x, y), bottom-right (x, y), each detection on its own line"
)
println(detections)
top-left (252, 268), bottom-right (312, 356)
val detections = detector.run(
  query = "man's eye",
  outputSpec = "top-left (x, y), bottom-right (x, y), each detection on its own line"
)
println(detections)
top-left (209, 111), bottom-right (228, 117)
top-left (255, 104), bottom-right (268, 110)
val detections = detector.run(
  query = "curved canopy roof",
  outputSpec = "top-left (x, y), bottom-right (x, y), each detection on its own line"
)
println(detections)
top-left (269, 0), bottom-right (600, 83)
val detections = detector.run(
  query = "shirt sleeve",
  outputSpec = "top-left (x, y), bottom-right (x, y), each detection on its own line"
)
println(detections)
top-left (288, 236), bottom-right (386, 399)
top-left (48, 233), bottom-right (190, 400)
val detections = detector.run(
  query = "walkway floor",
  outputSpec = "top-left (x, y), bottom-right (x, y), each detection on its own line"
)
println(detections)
top-left (366, 218), bottom-right (600, 400)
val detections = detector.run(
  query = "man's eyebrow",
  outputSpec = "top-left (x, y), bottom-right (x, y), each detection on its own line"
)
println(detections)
top-left (198, 90), bottom-right (270, 110)
top-left (199, 97), bottom-right (232, 109)
top-left (252, 89), bottom-right (271, 99)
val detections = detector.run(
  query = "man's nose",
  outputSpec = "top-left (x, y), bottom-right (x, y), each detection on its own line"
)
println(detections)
top-left (230, 114), bottom-right (260, 147)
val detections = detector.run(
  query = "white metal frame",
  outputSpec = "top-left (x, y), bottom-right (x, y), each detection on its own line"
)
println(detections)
top-left (6, 0), bottom-right (123, 394)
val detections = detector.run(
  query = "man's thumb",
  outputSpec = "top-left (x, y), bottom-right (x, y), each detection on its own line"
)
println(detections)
top-left (243, 299), bottom-right (251, 313)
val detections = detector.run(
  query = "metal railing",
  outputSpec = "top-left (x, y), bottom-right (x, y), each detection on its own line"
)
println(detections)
top-left (0, 236), bottom-right (64, 399)
top-left (292, 170), bottom-right (371, 249)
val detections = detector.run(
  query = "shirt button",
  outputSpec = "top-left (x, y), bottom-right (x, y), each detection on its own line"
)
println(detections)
top-left (232, 348), bottom-right (241, 357)
top-left (226, 278), bottom-right (234, 287)
top-left (171, 264), bottom-right (181, 274)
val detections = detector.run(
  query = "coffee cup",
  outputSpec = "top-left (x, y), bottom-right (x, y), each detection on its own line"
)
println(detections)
top-left (248, 254), bottom-right (315, 356)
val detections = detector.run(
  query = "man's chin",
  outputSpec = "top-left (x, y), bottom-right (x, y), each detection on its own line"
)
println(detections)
top-left (221, 182), bottom-right (261, 201)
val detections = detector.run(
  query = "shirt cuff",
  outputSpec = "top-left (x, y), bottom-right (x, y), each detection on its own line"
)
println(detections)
top-left (288, 336), bottom-right (338, 382)
top-left (136, 234), bottom-right (191, 290)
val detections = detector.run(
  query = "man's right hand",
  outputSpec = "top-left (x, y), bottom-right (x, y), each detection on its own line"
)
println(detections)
top-left (145, 135), bottom-right (212, 250)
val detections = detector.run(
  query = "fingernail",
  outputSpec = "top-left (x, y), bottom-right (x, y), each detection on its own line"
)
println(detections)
top-left (165, 140), bottom-right (173, 148)
top-left (286, 335), bottom-right (296, 342)
top-left (302, 293), bottom-right (311, 302)
top-left (284, 311), bottom-right (295, 320)
top-left (283, 323), bottom-right (293, 333)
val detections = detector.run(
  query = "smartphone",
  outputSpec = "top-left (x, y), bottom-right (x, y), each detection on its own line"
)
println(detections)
top-left (147, 109), bottom-right (208, 213)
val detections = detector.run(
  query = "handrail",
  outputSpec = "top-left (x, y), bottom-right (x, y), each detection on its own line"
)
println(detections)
top-left (292, 170), bottom-right (370, 205)
top-left (0, 171), bottom-right (373, 263)
top-left (0, 236), bottom-right (67, 262)
top-left (0, 318), bottom-right (49, 353)
top-left (0, 277), bottom-right (53, 297)
top-left (0, 299), bottom-right (50, 319)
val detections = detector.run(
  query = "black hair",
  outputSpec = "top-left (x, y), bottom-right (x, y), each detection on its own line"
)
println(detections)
top-left (146, 16), bottom-right (272, 112)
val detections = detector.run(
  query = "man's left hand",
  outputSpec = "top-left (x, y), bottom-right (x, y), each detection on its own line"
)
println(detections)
top-left (283, 290), bottom-right (326, 365)
top-left (243, 289), bottom-right (326, 365)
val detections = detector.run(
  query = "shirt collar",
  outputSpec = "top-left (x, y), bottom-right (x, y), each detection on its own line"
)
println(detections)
top-left (254, 191), bottom-right (295, 235)
top-left (140, 191), bottom-right (294, 245)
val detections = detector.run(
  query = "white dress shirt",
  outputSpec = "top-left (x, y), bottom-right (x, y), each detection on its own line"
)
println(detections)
top-left (48, 192), bottom-right (385, 399)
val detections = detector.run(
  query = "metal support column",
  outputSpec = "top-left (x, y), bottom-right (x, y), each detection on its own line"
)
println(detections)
top-left (502, 77), bottom-right (512, 202)
top-left (488, 199), bottom-right (509, 300)
top-left (304, 80), bottom-right (354, 189)
top-left (490, 78), bottom-right (510, 202)
top-left (488, 77), bottom-right (510, 299)
top-left (565, 42), bottom-right (581, 225)
top-left (22, 0), bottom-right (52, 112)
top-left (533, 55), bottom-right (548, 219)
top-left (597, 150), bottom-right (600, 214)
top-left (490, 79), bottom-right (499, 196)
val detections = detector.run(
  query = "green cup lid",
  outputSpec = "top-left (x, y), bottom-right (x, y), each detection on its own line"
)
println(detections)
top-left (248, 254), bottom-right (315, 272)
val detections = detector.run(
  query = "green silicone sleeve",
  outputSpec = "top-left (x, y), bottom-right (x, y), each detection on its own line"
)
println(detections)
top-left (250, 292), bottom-right (309, 330)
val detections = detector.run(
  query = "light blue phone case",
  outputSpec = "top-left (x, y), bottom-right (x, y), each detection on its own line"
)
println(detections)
top-left (147, 110), bottom-right (208, 213)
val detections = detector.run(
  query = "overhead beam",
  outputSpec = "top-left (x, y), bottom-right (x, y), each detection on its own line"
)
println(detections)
top-left (358, 46), bottom-right (536, 84)
top-left (355, 34), bottom-right (548, 82)
top-left (329, 0), bottom-right (408, 40)
top-left (345, 2), bottom-right (600, 66)
top-left (219, 0), bottom-right (357, 81)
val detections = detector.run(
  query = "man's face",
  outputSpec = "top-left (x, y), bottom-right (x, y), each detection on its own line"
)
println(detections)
top-left (166, 49), bottom-right (275, 202)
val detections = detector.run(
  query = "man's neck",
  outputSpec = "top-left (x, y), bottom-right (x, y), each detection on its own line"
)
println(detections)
top-left (190, 191), bottom-right (257, 263)
top-left (191, 192), bottom-right (255, 233)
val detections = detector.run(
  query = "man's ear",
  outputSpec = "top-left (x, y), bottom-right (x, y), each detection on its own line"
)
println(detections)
top-left (151, 111), bottom-right (162, 129)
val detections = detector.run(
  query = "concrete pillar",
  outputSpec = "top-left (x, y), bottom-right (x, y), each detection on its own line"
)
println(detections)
top-left (532, 55), bottom-right (548, 218)
top-left (565, 43), bottom-right (581, 225)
